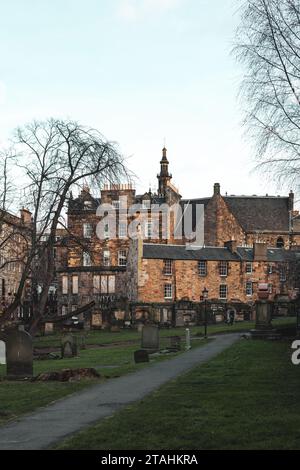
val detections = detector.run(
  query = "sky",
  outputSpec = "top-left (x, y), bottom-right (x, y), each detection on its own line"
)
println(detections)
top-left (0, 0), bottom-right (297, 203)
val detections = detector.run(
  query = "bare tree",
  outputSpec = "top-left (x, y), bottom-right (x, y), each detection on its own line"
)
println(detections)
top-left (235, 0), bottom-right (300, 189)
top-left (0, 118), bottom-right (129, 333)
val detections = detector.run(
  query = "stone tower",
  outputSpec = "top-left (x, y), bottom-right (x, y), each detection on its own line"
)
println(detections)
top-left (157, 147), bottom-right (172, 198)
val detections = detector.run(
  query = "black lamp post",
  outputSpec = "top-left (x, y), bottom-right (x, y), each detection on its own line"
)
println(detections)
top-left (202, 287), bottom-right (209, 339)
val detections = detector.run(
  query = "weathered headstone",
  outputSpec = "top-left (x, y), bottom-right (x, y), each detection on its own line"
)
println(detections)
top-left (61, 334), bottom-right (77, 358)
top-left (251, 301), bottom-right (279, 339)
top-left (141, 325), bottom-right (159, 351)
top-left (44, 322), bottom-right (54, 335)
top-left (134, 349), bottom-right (149, 363)
top-left (0, 340), bottom-right (6, 365)
top-left (185, 328), bottom-right (191, 350)
top-left (6, 330), bottom-right (33, 378)
top-left (169, 336), bottom-right (181, 352)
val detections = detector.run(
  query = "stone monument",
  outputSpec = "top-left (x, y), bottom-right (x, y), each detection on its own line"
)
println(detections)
top-left (6, 329), bottom-right (33, 378)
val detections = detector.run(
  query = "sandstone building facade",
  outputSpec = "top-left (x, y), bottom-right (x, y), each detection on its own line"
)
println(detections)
top-left (56, 148), bottom-right (300, 327)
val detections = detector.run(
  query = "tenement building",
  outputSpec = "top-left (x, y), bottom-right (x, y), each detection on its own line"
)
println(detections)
top-left (56, 148), bottom-right (300, 327)
top-left (0, 208), bottom-right (32, 314)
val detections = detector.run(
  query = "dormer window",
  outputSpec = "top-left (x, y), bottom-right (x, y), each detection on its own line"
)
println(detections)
top-left (112, 200), bottom-right (120, 209)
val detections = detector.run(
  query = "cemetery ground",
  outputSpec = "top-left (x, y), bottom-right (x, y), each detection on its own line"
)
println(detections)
top-left (0, 317), bottom-right (295, 432)
top-left (56, 336), bottom-right (300, 450)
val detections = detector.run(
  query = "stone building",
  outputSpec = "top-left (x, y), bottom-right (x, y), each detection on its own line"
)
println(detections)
top-left (126, 238), bottom-right (298, 325)
top-left (56, 147), bottom-right (300, 327)
top-left (0, 208), bottom-right (32, 312)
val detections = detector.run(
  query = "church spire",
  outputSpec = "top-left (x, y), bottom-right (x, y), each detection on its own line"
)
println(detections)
top-left (157, 147), bottom-right (172, 197)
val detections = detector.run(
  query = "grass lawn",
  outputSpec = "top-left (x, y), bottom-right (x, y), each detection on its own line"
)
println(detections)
top-left (33, 316), bottom-right (296, 349)
top-left (0, 333), bottom-right (209, 426)
top-left (55, 338), bottom-right (300, 450)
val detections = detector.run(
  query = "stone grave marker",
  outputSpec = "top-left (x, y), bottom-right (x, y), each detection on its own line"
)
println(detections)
top-left (185, 328), bottom-right (191, 350)
top-left (141, 325), bottom-right (159, 351)
top-left (0, 340), bottom-right (6, 365)
top-left (61, 334), bottom-right (77, 358)
top-left (6, 329), bottom-right (33, 378)
top-left (169, 336), bottom-right (181, 352)
top-left (44, 322), bottom-right (54, 335)
top-left (134, 349), bottom-right (149, 363)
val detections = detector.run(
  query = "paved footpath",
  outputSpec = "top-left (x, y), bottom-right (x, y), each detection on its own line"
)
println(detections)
top-left (0, 333), bottom-right (240, 450)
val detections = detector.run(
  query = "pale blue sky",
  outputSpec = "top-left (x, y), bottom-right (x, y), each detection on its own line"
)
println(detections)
top-left (0, 0), bottom-right (295, 201)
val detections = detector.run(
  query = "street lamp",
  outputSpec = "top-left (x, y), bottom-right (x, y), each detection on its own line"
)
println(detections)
top-left (202, 287), bottom-right (209, 339)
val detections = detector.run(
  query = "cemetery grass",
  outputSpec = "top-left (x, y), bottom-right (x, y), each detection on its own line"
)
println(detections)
top-left (0, 337), bottom-right (210, 426)
top-left (56, 339), bottom-right (300, 450)
top-left (33, 316), bottom-right (295, 349)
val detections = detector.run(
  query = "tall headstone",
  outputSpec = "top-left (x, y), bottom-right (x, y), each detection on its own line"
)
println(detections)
top-left (141, 325), bottom-right (159, 351)
top-left (6, 330), bottom-right (33, 378)
top-left (251, 301), bottom-right (278, 339)
top-left (61, 334), bottom-right (77, 358)
top-left (0, 340), bottom-right (6, 365)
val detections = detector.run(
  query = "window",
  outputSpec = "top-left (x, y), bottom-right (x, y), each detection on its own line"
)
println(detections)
top-left (219, 284), bottom-right (227, 299)
top-left (118, 250), bottom-right (127, 267)
top-left (219, 261), bottom-right (228, 277)
top-left (83, 223), bottom-right (93, 238)
top-left (101, 276), bottom-right (108, 293)
top-left (93, 275), bottom-right (101, 293)
top-left (245, 262), bottom-right (252, 274)
top-left (142, 200), bottom-right (151, 209)
top-left (104, 223), bottom-right (109, 238)
top-left (163, 259), bottom-right (172, 275)
top-left (72, 276), bottom-right (79, 294)
top-left (246, 281), bottom-right (253, 296)
top-left (96, 275), bottom-right (116, 294)
top-left (279, 266), bottom-right (287, 282)
top-left (103, 250), bottom-right (110, 266)
top-left (83, 252), bottom-right (92, 266)
top-left (62, 276), bottom-right (68, 295)
top-left (108, 275), bottom-right (115, 293)
top-left (112, 200), bottom-right (120, 209)
top-left (276, 237), bottom-right (284, 248)
top-left (145, 221), bottom-right (152, 238)
top-left (198, 260), bottom-right (207, 277)
top-left (119, 222), bottom-right (127, 238)
top-left (164, 284), bottom-right (173, 299)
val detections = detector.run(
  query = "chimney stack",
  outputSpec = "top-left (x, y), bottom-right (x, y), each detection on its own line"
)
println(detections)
top-left (253, 242), bottom-right (268, 261)
top-left (20, 208), bottom-right (32, 225)
top-left (214, 183), bottom-right (220, 196)
top-left (224, 240), bottom-right (237, 254)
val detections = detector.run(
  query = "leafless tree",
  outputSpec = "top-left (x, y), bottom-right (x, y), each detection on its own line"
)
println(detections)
top-left (235, 0), bottom-right (300, 190)
top-left (0, 118), bottom-right (129, 333)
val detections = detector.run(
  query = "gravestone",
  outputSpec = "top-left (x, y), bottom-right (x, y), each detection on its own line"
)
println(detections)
top-left (185, 328), bottom-right (191, 350)
top-left (44, 322), bottom-right (54, 335)
top-left (6, 330), bottom-right (33, 378)
top-left (61, 334), bottom-right (77, 358)
top-left (141, 325), bottom-right (159, 351)
top-left (251, 301), bottom-right (279, 339)
top-left (134, 349), bottom-right (149, 363)
top-left (0, 340), bottom-right (6, 365)
top-left (169, 336), bottom-right (181, 352)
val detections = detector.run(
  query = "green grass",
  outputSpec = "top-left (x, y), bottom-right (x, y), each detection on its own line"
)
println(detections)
top-left (55, 338), bottom-right (300, 450)
top-left (32, 316), bottom-right (296, 349)
top-left (0, 334), bottom-right (209, 425)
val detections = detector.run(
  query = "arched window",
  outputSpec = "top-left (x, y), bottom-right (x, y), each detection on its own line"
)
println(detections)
top-left (276, 237), bottom-right (284, 248)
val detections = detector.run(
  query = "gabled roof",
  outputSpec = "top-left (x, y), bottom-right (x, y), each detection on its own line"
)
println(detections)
top-left (223, 196), bottom-right (290, 232)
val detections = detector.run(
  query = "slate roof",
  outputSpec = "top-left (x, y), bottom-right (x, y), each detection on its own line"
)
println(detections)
top-left (143, 244), bottom-right (294, 262)
top-left (223, 196), bottom-right (290, 232)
